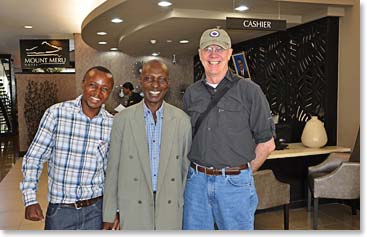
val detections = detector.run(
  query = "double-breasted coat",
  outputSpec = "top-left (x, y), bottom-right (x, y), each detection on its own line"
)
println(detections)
top-left (103, 101), bottom-right (191, 229)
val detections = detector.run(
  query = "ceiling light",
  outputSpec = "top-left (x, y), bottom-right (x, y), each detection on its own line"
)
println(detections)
top-left (98, 41), bottom-right (107, 45)
top-left (110, 48), bottom-right (118, 51)
top-left (235, 5), bottom-right (249, 11)
top-left (152, 52), bottom-right (160, 56)
top-left (166, 40), bottom-right (172, 43)
top-left (158, 1), bottom-right (172, 7)
top-left (150, 39), bottom-right (157, 44)
top-left (111, 18), bottom-right (123, 23)
top-left (179, 40), bottom-right (189, 44)
top-left (97, 32), bottom-right (107, 35)
top-left (24, 25), bottom-right (33, 29)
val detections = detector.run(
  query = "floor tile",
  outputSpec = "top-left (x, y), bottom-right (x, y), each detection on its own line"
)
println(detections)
top-left (0, 211), bottom-right (23, 228)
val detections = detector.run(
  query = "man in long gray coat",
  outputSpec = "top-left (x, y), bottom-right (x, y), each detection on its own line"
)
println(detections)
top-left (103, 59), bottom-right (192, 230)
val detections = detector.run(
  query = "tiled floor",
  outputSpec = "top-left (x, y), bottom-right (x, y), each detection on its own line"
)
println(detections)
top-left (0, 137), bottom-right (360, 230)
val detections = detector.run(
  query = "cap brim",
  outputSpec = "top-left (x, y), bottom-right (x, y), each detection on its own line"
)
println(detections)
top-left (200, 41), bottom-right (230, 49)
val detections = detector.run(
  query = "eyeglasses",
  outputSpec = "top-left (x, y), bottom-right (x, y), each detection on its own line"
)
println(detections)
top-left (142, 76), bottom-right (168, 85)
top-left (202, 46), bottom-right (226, 54)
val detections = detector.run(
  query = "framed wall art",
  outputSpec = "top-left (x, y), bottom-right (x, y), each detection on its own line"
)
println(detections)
top-left (232, 51), bottom-right (251, 79)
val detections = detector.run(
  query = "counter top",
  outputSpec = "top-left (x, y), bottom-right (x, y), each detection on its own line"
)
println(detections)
top-left (268, 143), bottom-right (351, 159)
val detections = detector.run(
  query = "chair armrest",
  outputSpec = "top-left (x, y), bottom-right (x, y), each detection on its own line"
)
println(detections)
top-left (308, 152), bottom-right (351, 175)
top-left (313, 162), bottom-right (360, 199)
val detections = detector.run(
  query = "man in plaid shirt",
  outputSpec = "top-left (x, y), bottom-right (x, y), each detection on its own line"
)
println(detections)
top-left (20, 66), bottom-right (114, 230)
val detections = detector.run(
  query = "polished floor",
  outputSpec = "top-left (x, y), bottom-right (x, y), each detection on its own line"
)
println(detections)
top-left (0, 138), bottom-right (360, 230)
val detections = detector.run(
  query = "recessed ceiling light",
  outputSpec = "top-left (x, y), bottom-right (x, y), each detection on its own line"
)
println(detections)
top-left (235, 5), bottom-right (249, 11)
top-left (111, 18), bottom-right (123, 23)
top-left (152, 52), bottom-right (160, 56)
top-left (179, 40), bottom-right (189, 44)
top-left (98, 41), bottom-right (107, 45)
top-left (24, 25), bottom-right (33, 29)
top-left (166, 39), bottom-right (172, 43)
top-left (110, 48), bottom-right (118, 51)
top-left (158, 1), bottom-right (172, 7)
top-left (150, 39), bottom-right (157, 44)
top-left (97, 32), bottom-right (107, 35)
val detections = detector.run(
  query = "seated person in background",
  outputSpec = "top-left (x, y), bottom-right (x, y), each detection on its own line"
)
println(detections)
top-left (122, 82), bottom-right (143, 107)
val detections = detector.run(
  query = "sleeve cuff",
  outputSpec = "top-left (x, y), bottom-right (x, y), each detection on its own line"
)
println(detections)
top-left (254, 130), bottom-right (274, 144)
top-left (22, 190), bottom-right (38, 207)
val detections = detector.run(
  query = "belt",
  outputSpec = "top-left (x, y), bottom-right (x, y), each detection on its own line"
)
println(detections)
top-left (55, 196), bottom-right (103, 209)
top-left (190, 163), bottom-right (248, 176)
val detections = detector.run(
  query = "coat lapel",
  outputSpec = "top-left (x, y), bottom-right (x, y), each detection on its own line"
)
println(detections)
top-left (157, 102), bottom-right (175, 194)
top-left (131, 102), bottom-right (153, 193)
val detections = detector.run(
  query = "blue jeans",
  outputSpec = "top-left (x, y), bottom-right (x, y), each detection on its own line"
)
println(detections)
top-left (183, 166), bottom-right (258, 230)
top-left (44, 198), bottom-right (103, 230)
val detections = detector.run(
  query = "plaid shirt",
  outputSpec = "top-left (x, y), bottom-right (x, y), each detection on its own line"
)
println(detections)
top-left (143, 102), bottom-right (164, 192)
top-left (20, 96), bottom-right (113, 206)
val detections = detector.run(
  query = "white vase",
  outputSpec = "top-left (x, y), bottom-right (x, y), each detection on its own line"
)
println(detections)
top-left (301, 116), bottom-right (328, 148)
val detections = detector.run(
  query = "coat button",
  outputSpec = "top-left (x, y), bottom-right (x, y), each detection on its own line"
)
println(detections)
top-left (168, 200), bottom-right (171, 204)
top-left (129, 155), bottom-right (134, 159)
top-left (171, 178), bottom-right (175, 182)
top-left (176, 155), bottom-right (179, 159)
top-left (138, 200), bottom-right (142, 204)
top-left (134, 178), bottom-right (138, 181)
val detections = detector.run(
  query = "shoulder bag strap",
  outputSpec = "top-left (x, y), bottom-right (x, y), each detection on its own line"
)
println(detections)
top-left (193, 79), bottom-right (239, 138)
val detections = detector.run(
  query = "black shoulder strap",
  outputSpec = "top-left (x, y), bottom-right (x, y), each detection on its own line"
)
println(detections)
top-left (193, 79), bottom-right (239, 138)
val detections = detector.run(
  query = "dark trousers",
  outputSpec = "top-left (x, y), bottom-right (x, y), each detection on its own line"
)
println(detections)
top-left (44, 198), bottom-right (103, 230)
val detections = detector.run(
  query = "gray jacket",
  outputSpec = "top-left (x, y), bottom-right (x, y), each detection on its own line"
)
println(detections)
top-left (103, 101), bottom-right (191, 230)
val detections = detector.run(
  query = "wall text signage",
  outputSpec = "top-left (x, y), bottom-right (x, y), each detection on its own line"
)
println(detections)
top-left (20, 39), bottom-right (69, 69)
top-left (226, 17), bottom-right (286, 31)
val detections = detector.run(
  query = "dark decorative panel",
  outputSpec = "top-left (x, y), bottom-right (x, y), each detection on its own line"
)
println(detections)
top-left (193, 17), bottom-right (339, 144)
top-left (24, 81), bottom-right (58, 145)
top-left (235, 33), bottom-right (289, 122)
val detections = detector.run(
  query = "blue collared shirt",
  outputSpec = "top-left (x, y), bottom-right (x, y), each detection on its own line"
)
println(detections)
top-left (143, 102), bottom-right (164, 192)
top-left (20, 95), bottom-right (113, 206)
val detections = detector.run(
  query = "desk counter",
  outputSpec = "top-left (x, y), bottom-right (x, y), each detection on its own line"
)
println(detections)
top-left (268, 143), bottom-right (351, 160)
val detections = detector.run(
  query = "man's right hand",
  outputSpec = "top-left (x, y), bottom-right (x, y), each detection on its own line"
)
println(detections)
top-left (103, 213), bottom-right (120, 230)
top-left (25, 203), bottom-right (44, 221)
top-left (103, 222), bottom-right (115, 230)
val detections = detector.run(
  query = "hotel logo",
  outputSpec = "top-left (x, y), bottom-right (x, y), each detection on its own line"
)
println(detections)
top-left (20, 39), bottom-right (70, 69)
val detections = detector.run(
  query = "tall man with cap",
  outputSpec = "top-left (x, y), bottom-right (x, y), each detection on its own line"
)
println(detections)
top-left (182, 28), bottom-right (275, 230)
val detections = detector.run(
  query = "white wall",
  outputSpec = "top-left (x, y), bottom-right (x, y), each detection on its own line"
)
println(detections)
top-left (337, 2), bottom-right (360, 147)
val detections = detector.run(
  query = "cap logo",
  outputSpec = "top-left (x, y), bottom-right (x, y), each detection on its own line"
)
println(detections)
top-left (209, 30), bottom-right (220, 37)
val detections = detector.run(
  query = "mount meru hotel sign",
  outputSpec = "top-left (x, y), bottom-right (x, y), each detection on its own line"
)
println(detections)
top-left (20, 39), bottom-right (69, 69)
top-left (226, 17), bottom-right (286, 31)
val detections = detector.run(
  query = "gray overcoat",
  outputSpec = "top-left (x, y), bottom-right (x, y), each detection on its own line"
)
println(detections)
top-left (103, 101), bottom-right (191, 230)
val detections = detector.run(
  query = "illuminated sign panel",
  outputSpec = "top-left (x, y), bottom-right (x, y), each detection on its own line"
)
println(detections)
top-left (20, 39), bottom-right (69, 69)
top-left (226, 17), bottom-right (286, 31)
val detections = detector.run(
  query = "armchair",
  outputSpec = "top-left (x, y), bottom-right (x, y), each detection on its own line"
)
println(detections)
top-left (307, 130), bottom-right (360, 229)
top-left (253, 169), bottom-right (290, 229)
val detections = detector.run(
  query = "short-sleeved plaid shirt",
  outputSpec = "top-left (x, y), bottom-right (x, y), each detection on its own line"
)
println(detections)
top-left (20, 96), bottom-right (113, 206)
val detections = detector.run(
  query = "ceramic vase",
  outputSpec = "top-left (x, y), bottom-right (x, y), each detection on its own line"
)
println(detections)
top-left (301, 116), bottom-right (328, 148)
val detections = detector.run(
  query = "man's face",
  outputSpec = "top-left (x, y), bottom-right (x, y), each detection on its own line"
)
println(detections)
top-left (199, 44), bottom-right (233, 78)
top-left (81, 69), bottom-right (113, 115)
top-left (237, 59), bottom-right (244, 71)
top-left (140, 62), bottom-right (169, 108)
top-left (122, 87), bottom-right (129, 96)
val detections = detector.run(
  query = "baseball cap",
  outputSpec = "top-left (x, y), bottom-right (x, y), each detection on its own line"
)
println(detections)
top-left (199, 28), bottom-right (231, 49)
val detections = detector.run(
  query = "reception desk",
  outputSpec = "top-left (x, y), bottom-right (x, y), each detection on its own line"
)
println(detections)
top-left (268, 143), bottom-right (351, 159)
top-left (262, 143), bottom-right (351, 207)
